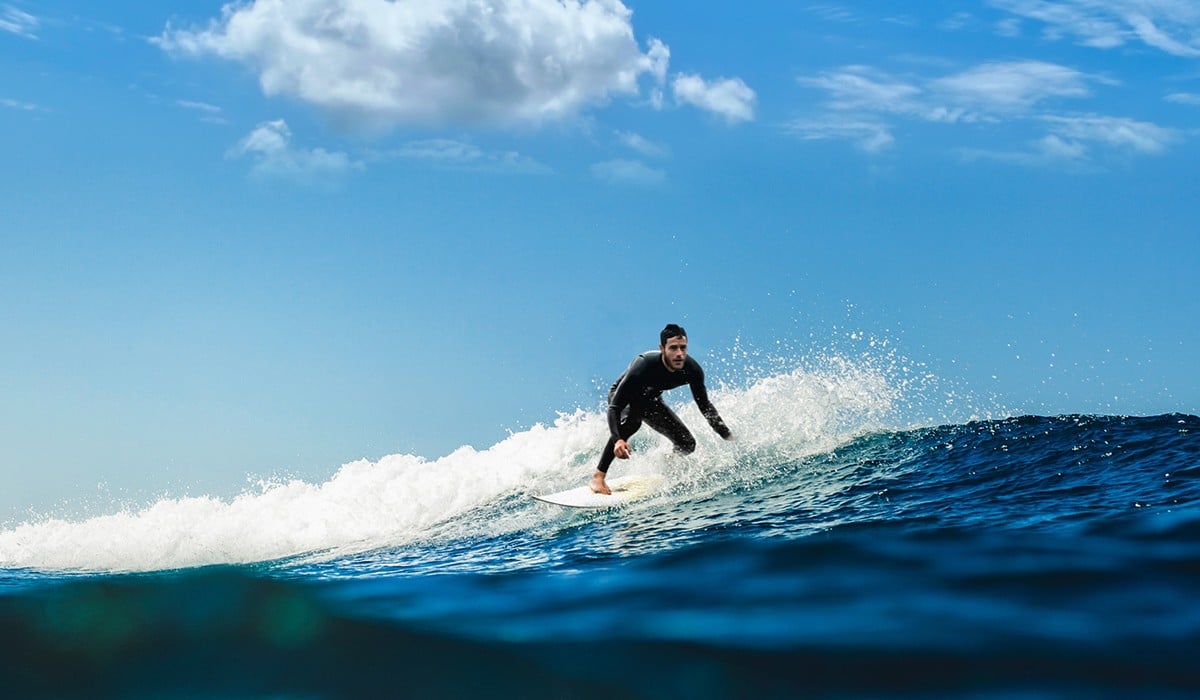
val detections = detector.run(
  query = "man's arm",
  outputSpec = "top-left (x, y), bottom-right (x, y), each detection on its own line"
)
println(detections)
top-left (606, 355), bottom-right (651, 438)
top-left (605, 388), bottom-right (634, 461)
top-left (607, 377), bottom-right (634, 439)
top-left (689, 368), bottom-right (732, 439)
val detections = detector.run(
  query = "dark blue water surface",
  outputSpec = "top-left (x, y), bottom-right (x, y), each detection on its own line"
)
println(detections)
top-left (3, 414), bottom-right (1199, 698)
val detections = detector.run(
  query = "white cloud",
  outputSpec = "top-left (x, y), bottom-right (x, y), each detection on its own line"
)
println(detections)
top-left (616, 131), bottom-right (668, 158)
top-left (1, 97), bottom-right (40, 111)
top-left (392, 139), bottom-right (485, 163)
top-left (645, 39), bottom-right (670, 109)
top-left (806, 5), bottom-right (860, 23)
top-left (590, 158), bottom-right (665, 186)
top-left (961, 115), bottom-right (1176, 166)
top-left (960, 138), bottom-right (1088, 167)
top-left (990, 0), bottom-right (1200, 57)
top-left (177, 99), bottom-right (221, 114)
top-left (791, 60), bottom-right (1176, 163)
top-left (1041, 114), bottom-right (1176, 154)
top-left (672, 73), bottom-right (757, 123)
top-left (0, 5), bottom-right (37, 39)
top-left (230, 119), bottom-right (359, 184)
top-left (1126, 11), bottom-right (1200, 56)
top-left (1036, 134), bottom-right (1090, 161)
top-left (798, 66), bottom-right (923, 115)
top-left (157, 0), bottom-right (673, 131)
top-left (1166, 92), bottom-right (1200, 105)
top-left (783, 118), bottom-right (895, 153)
top-left (176, 99), bottom-right (227, 124)
top-left (939, 12), bottom-right (976, 31)
top-left (989, 0), bottom-right (1127, 48)
top-left (930, 61), bottom-right (1094, 114)
top-left (389, 139), bottom-right (551, 174)
top-left (798, 61), bottom-right (1095, 125)
top-left (996, 17), bottom-right (1023, 37)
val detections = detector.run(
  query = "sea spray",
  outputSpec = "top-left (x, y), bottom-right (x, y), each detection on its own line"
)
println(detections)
top-left (2, 352), bottom-right (922, 573)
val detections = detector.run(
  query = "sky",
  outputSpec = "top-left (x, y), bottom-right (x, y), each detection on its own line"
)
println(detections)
top-left (2, 0), bottom-right (1198, 522)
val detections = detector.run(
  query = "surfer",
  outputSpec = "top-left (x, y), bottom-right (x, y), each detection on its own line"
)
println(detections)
top-left (590, 324), bottom-right (733, 495)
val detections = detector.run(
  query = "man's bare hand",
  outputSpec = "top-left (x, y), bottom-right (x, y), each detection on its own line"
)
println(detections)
top-left (613, 439), bottom-right (632, 459)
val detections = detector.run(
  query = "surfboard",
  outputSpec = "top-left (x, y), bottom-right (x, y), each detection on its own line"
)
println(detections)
top-left (532, 474), bottom-right (664, 509)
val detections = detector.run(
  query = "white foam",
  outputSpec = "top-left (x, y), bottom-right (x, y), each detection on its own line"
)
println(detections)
top-left (0, 357), bottom-right (905, 573)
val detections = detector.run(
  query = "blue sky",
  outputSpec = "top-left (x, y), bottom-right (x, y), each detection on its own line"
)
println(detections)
top-left (3, 0), bottom-right (1198, 520)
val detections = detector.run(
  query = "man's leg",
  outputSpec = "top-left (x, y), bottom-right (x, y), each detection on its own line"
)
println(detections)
top-left (642, 399), bottom-right (696, 455)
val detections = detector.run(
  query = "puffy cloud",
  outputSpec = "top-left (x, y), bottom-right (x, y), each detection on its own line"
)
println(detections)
top-left (672, 73), bottom-right (756, 124)
top-left (644, 39), bottom-right (670, 109)
top-left (230, 119), bottom-right (359, 183)
top-left (158, 0), bottom-right (671, 130)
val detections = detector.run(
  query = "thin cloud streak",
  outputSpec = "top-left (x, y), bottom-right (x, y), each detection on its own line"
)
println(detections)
top-left (2, 97), bottom-right (42, 111)
top-left (990, 0), bottom-right (1200, 57)
top-left (388, 139), bottom-right (551, 175)
top-left (783, 119), bottom-right (895, 153)
top-left (790, 58), bottom-right (1176, 164)
top-left (590, 158), bottom-right (666, 186)
top-left (0, 4), bottom-right (38, 39)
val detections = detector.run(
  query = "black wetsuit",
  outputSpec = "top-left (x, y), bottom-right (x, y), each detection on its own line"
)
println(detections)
top-left (596, 351), bottom-right (731, 473)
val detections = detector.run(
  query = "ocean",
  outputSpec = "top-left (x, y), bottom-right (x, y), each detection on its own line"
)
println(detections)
top-left (2, 359), bottom-right (1198, 699)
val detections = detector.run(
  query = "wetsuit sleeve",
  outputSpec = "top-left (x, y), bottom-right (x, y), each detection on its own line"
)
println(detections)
top-left (606, 358), bottom-right (641, 439)
top-left (606, 403), bottom-right (624, 440)
top-left (688, 364), bottom-right (732, 439)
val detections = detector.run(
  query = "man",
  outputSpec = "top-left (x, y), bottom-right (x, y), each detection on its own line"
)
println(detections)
top-left (590, 323), bottom-right (733, 495)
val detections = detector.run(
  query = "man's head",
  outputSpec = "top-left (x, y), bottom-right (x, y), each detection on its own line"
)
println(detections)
top-left (659, 323), bottom-right (688, 371)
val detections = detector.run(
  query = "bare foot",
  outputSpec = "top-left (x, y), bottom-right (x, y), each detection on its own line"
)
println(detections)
top-left (589, 471), bottom-right (612, 495)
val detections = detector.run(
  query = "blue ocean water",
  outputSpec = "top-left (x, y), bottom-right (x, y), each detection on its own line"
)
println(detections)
top-left (2, 362), bottom-right (1199, 699)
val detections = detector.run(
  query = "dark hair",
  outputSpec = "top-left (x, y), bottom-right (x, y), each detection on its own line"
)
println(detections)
top-left (660, 323), bottom-right (687, 346)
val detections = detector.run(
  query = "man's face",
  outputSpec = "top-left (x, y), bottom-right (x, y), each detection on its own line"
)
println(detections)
top-left (660, 335), bottom-right (688, 371)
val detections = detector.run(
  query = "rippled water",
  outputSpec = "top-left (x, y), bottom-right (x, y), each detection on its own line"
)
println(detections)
top-left (4, 360), bottom-right (1198, 698)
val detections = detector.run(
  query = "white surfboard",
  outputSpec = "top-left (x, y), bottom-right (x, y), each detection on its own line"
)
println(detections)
top-left (532, 474), bottom-right (665, 509)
